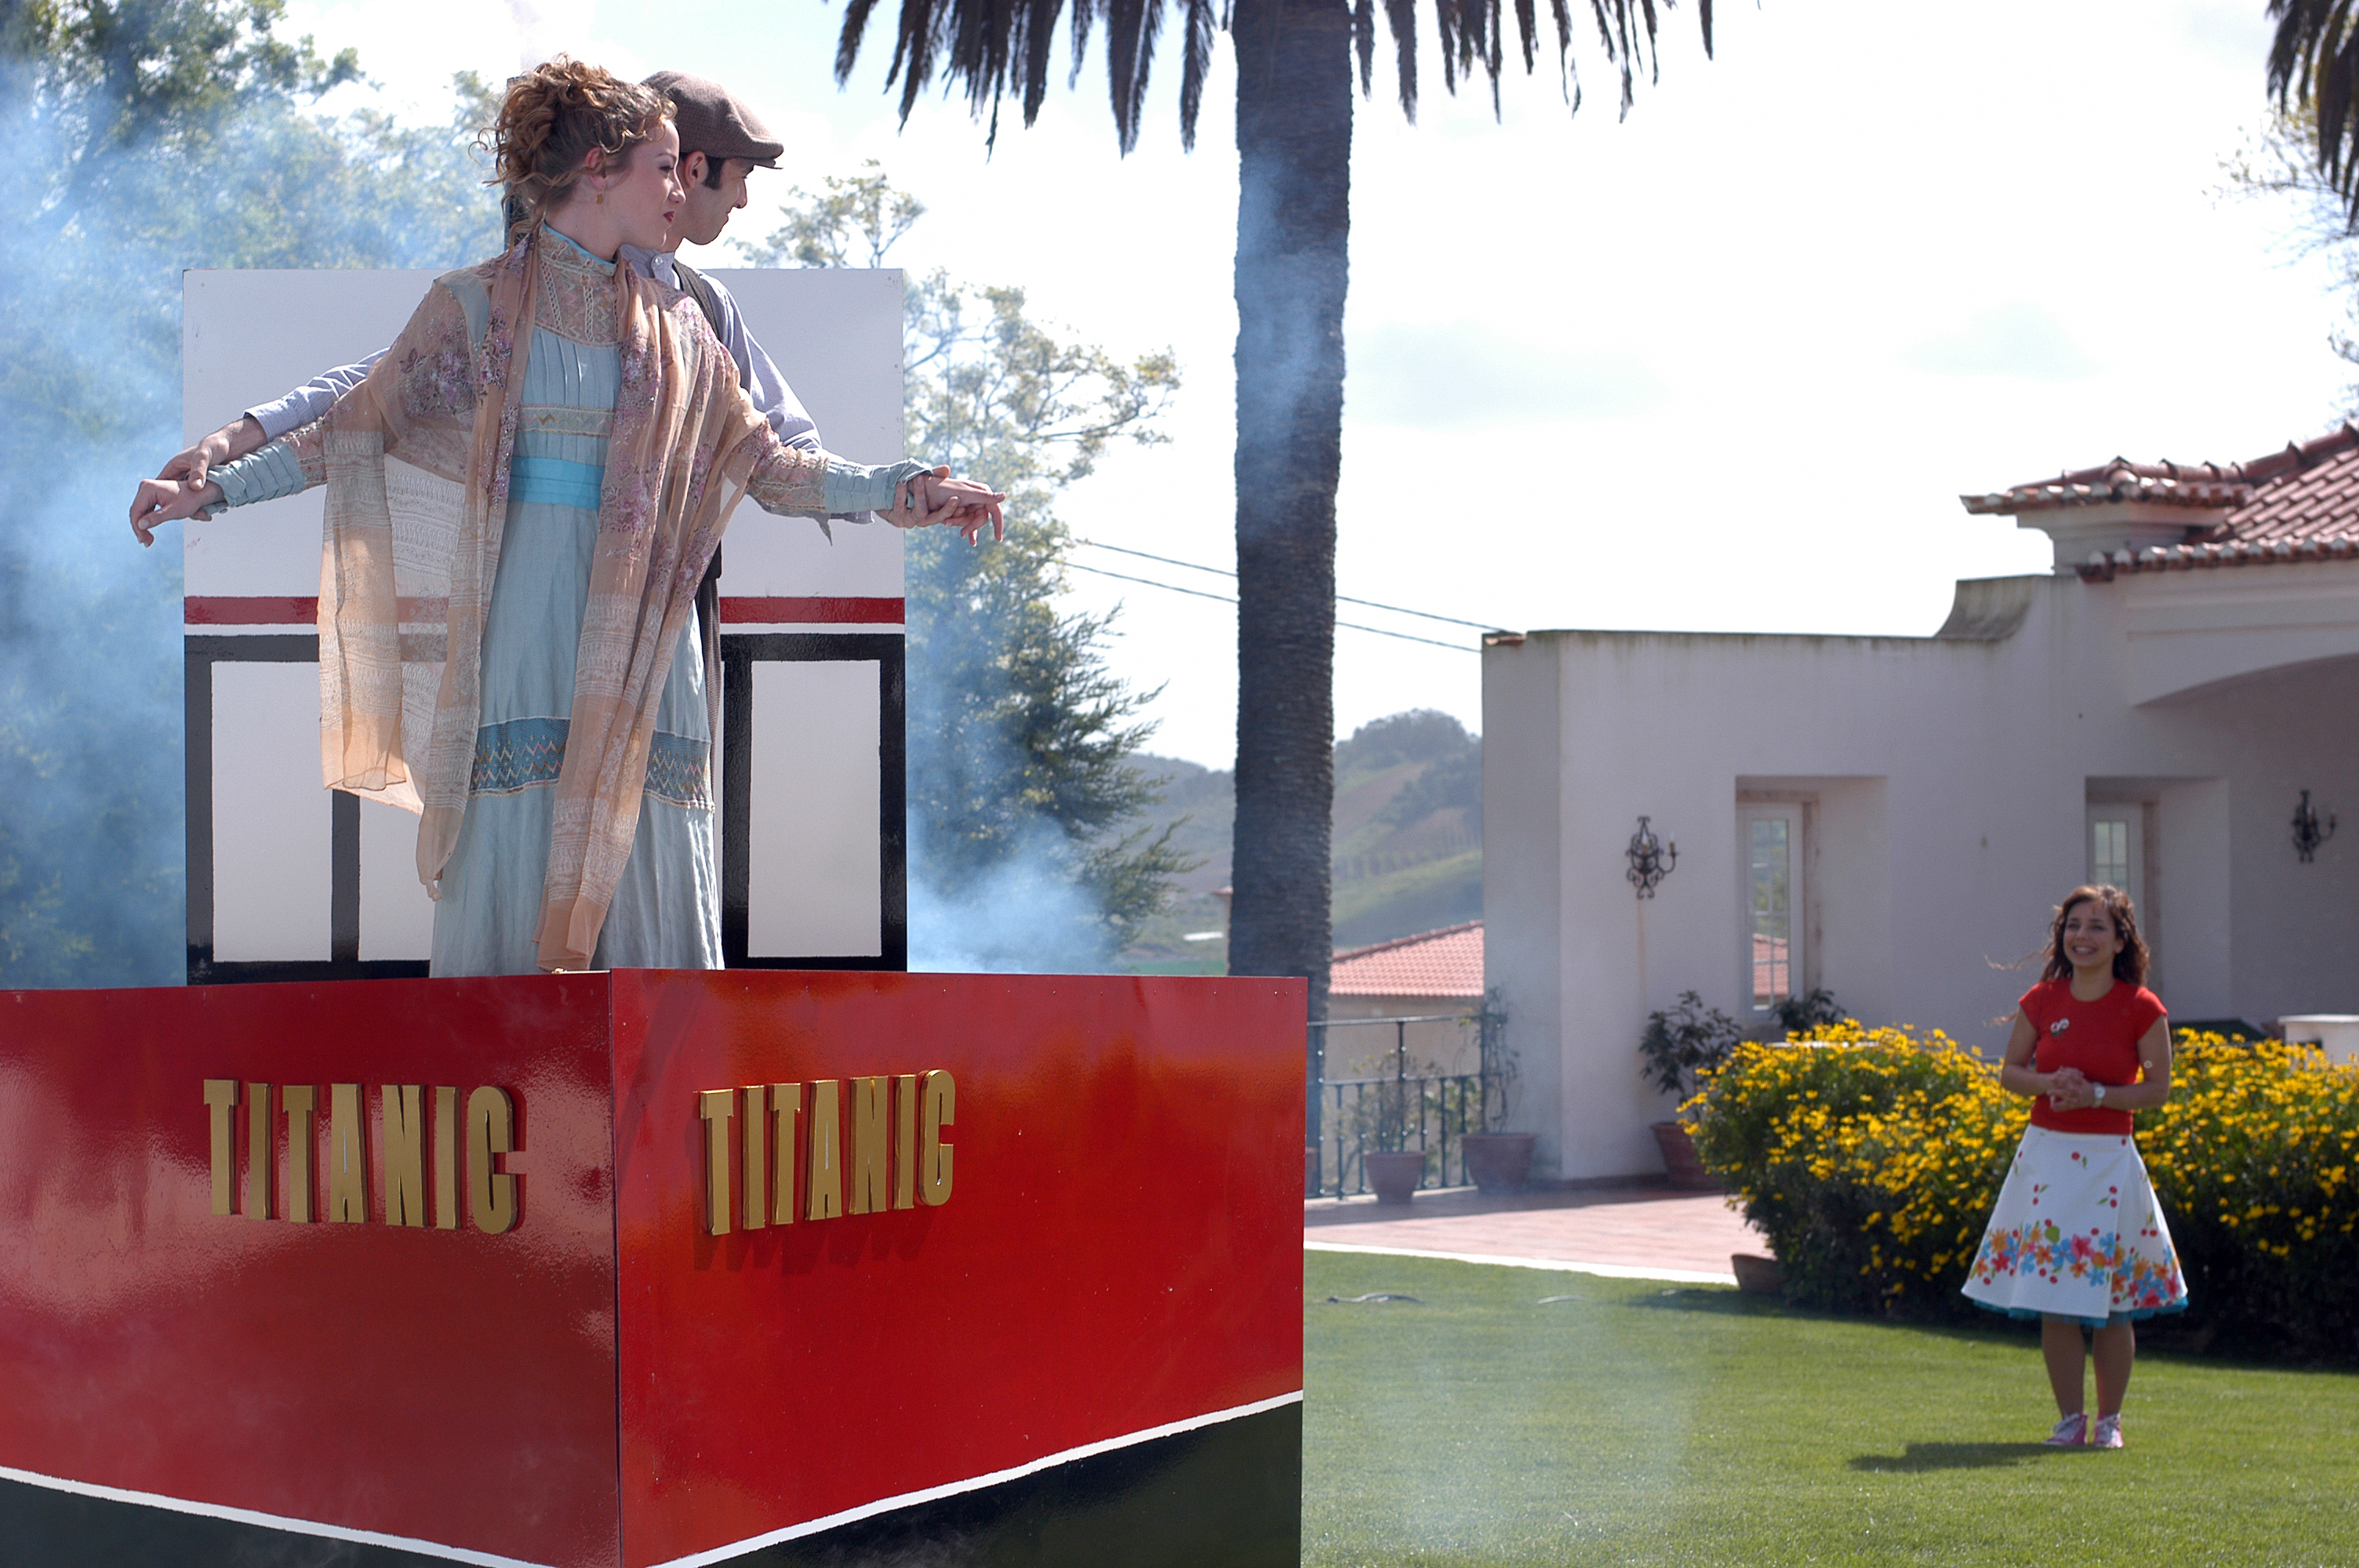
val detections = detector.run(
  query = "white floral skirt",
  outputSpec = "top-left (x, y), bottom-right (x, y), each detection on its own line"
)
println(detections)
top-left (1961, 1126), bottom-right (2189, 1328)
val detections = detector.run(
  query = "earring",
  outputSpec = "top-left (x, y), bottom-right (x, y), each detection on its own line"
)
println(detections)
top-left (595, 186), bottom-right (605, 205)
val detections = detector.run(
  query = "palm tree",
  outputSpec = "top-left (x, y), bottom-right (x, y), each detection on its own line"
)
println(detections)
top-left (829, 0), bottom-right (1713, 1043)
top-left (2270, 0), bottom-right (2359, 224)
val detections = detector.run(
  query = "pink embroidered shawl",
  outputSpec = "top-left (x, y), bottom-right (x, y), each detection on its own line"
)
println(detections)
top-left (314, 229), bottom-right (802, 972)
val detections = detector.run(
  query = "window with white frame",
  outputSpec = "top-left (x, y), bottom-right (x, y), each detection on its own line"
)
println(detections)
top-left (1739, 804), bottom-right (1805, 1015)
top-left (2085, 802), bottom-right (2145, 912)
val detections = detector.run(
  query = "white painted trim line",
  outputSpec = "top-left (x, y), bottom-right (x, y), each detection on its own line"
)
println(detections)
top-left (0, 1462), bottom-right (553, 1568)
top-left (647, 1390), bottom-right (1307, 1568)
top-left (1305, 1240), bottom-right (1739, 1285)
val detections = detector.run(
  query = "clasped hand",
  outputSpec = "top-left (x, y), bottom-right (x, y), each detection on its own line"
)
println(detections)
top-left (127, 474), bottom-right (224, 548)
top-left (2045, 1067), bottom-right (2099, 1111)
top-left (878, 468), bottom-right (1007, 544)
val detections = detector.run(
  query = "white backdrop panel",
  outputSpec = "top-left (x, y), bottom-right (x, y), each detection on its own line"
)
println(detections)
top-left (748, 661), bottom-right (883, 958)
top-left (359, 797), bottom-right (436, 962)
top-left (210, 662), bottom-right (330, 961)
top-left (707, 267), bottom-right (905, 602)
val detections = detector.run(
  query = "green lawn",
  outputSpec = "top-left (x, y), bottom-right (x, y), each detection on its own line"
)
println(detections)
top-left (1304, 1250), bottom-right (2359, 1566)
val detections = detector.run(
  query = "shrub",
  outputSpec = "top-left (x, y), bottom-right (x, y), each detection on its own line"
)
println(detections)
top-left (1685, 1022), bottom-right (2019, 1316)
top-left (1686, 1024), bottom-right (2359, 1356)
top-left (2139, 1033), bottom-right (2359, 1357)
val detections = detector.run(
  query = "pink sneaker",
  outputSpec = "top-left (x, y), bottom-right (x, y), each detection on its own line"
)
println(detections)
top-left (2092, 1414), bottom-right (2124, 1450)
top-left (2045, 1413), bottom-right (2088, 1446)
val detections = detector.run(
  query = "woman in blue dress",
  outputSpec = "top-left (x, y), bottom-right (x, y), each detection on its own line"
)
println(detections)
top-left (129, 59), bottom-right (1000, 976)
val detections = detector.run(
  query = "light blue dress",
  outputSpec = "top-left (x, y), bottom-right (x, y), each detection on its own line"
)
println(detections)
top-left (427, 314), bottom-right (719, 975)
top-left (213, 232), bottom-right (927, 976)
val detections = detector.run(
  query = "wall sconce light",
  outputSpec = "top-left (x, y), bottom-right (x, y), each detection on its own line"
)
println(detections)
top-left (1626, 815), bottom-right (1677, 899)
top-left (2293, 790), bottom-right (2337, 863)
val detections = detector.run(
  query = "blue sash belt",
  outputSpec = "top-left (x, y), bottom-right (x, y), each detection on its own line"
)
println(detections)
top-left (510, 455), bottom-right (605, 510)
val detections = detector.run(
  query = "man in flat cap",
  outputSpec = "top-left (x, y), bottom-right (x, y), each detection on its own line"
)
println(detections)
top-left (154, 71), bottom-right (828, 477)
top-left (626, 71), bottom-right (816, 454)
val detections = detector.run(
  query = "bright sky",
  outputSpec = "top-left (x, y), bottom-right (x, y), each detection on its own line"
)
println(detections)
top-left (283, 0), bottom-right (2350, 769)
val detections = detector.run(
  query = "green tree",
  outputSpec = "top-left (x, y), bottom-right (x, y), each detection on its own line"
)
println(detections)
top-left (0, 2), bottom-right (495, 985)
top-left (756, 165), bottom-right (1192, 958)
top-left (822, 0), bottom-right (1715, 1028)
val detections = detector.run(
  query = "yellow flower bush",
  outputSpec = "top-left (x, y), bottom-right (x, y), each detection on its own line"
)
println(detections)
top-left (1685, 1022), bottom-right (2021, 1315)
top-left (2139, 1033), bottom-right (2359, 1353)
top-left (1685, 1025), bottom-right (2359, 1348)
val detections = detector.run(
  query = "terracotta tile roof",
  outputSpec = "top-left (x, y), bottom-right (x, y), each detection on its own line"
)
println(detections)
top-left (1330, 920), bottom-right (1484, 1000)
top-left (1959, 455), bottom-right (2266, 515)
top-left (1958, 425), bottom-right (2359, 580)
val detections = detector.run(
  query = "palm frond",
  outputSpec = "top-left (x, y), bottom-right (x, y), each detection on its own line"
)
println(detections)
top-left (2270, 0), bottom-right (2359, 228)
top-left (1179, 0), bottom-right (1222, 147)
top-left (1384, 0), bottom-right (1419, 119)
top-left (832, 0), bottom-right (1708, 151)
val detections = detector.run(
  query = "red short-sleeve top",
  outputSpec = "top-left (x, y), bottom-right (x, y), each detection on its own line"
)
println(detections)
top-left (2020, 976), bottom-right (2166, 1135)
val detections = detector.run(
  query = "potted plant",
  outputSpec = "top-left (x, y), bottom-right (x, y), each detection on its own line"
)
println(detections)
top-left (1458, 993), bottom-right (1535, 1195)
top-left (1360, 1073), bottom-right (1427, 1203)
top-left (1362, 1146), bottom-right (1427, 1203)
top-left (1637, 991), bottom-right (1741, 1189)
top-left (1772, 987), bottom-right (1849, 1038)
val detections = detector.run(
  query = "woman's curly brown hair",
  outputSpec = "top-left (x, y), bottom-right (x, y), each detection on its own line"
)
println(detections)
top-left (489, 57), bottom-right (672, 238)
top-left (2041, 884), bottom-right (2150, 987)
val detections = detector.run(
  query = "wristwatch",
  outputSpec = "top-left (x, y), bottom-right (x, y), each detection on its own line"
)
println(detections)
top-left (2092, 1083), bottom-right (2106, 1106)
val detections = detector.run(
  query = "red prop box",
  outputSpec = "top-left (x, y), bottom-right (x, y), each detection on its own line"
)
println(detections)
top-left (0, 971), bottom-right (1305, 1567)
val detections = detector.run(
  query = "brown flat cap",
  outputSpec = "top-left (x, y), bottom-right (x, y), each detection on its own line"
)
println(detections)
top-left (643, 71), bottom-right (783, 169)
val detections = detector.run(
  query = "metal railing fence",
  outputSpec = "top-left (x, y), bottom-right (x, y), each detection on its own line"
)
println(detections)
top-left (1307, 1003), bottom-right (1509, 1199)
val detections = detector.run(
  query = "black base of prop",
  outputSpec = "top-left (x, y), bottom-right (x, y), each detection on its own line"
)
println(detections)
top-left (0, 1404), bottom-right (1302, 1568)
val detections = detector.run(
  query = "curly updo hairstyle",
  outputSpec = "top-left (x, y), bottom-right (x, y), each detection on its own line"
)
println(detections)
top-left (2041, 884), bottom-right (2150, 987)
top-left (490, 57), bottom-right (672, 238)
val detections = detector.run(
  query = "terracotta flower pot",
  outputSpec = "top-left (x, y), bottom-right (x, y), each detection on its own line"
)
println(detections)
top-left (1650, 1120), bottom-right (1720, 1191)
top-left (1459, 1132), bottom-right (1536, 1196)
top-left (1364, 1149), bottom-right (1427, 1205)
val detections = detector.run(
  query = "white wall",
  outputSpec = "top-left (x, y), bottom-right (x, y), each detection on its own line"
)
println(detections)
top-left (1486, 564), bottom-right (2359, 1181)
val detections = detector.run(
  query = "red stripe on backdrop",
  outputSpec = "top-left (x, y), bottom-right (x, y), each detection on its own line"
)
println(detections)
top-left (185, 596), bottom-right (906, 627)
top-left (718, 597), bottom-right (904, 624)
top-left (184, 597), bottom-right (315, 624)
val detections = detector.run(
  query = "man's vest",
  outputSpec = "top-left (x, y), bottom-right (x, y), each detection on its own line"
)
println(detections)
top-left (669, 258), bottom-right (731, 702)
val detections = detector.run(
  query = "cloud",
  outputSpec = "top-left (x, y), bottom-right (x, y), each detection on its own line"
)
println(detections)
top-left (1346, 321), bottom-right (1671, 428)
top-left (1903, 300), bottom-right (2103, 381)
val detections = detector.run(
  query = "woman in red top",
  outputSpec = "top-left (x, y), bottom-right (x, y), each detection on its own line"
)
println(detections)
top-left (1961, 884), bottom-right (2186, 1450)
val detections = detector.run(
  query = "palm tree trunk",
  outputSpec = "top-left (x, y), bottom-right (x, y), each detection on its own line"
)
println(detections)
top-left (1227, 0), bottom-right (1350, 1063)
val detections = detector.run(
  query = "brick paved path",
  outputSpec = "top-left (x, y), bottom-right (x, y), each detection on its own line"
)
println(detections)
top-left (1304, 1184), bottom-right (1772, 1285)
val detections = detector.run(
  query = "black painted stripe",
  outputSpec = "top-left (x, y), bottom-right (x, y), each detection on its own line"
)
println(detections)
top-left (718, 633), bottom-right (907, 972)
top-left (186, 630), bottom-right (910, 982)
top-left (0, 1403), bottom-right (1301, 1568)
top-left (685, 1401), bottom-right (1302, 1568)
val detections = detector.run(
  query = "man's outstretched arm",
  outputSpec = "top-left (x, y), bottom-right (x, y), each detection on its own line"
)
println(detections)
top-left (155, 351), bottom-right (385, 485)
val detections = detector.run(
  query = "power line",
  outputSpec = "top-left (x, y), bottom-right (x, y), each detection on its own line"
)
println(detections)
top-left (1061, 561), bottom-right (1477, 652)
top-left (1071, 537), bottom-right (1504, 633)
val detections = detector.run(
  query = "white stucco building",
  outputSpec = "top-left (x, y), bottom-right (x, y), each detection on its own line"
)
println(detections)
top-left (1484, 429), bottom-right (2359, 1183)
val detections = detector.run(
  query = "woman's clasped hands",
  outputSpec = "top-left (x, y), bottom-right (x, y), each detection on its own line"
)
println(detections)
top-left (2044, 1065), bottom-right (2097, 1111)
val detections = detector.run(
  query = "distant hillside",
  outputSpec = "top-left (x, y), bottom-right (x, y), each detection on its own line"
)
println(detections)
top-left (1329, 711), bottom-right (1481, 947)
top-left (1116, 709), bottom-right (1481, 971)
